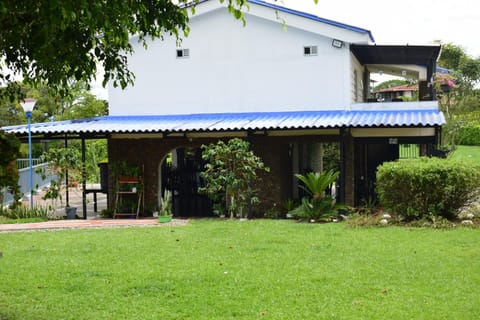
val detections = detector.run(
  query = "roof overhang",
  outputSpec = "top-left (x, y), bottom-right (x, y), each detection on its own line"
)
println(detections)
top-left (2, 108), bottom-right (445, 140)
top-left (350, 44), bottom-right (441, 65)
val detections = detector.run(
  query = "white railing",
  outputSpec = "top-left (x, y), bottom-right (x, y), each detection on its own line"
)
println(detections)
top-left (16, 158), bottom-right (43, 170)
top-left (2, 162), bottom-right (56, 206)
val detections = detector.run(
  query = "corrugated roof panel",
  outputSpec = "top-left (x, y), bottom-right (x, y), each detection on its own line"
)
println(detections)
top-left (1, 109), bottom-right (445, 136)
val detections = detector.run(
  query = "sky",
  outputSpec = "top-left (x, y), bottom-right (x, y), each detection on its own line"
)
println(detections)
top-left (92, 0), bottom-right (480, 99)
top-left (275, 0), bottom-right (480, 57)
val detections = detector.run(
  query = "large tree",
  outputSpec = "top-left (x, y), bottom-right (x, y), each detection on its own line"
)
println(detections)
top-left (0, 0), bottom-right (258, 98)
top-left (436, 43), bottom-right (480, 146)
top-left (438, 43), bottom-right (480, 90)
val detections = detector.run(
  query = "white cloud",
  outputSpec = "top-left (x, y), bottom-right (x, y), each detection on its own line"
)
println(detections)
top-left (272, 0), bottom-right (480, 57)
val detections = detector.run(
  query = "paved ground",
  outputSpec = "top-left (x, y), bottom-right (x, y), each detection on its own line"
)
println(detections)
top-left (27, 184), bottom-right (109, 219)
top-left (0, 218), bottom-right (189, 232)
top-left (1, 184), bottom-right (189, 232)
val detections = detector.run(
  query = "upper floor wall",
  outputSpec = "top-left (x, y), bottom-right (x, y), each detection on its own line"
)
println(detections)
top-left (109, 2), bottom-right (371, 116)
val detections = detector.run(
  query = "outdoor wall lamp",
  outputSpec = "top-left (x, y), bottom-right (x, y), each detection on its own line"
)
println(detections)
top-left (332, 39), bottom-right (344, 48)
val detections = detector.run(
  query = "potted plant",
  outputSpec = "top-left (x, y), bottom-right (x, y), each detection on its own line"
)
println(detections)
top-left (158, 189), bottom-right (173, 223)
top-left (38, 148), bottom-right (80, 219)
top-left (111, 161), bottom-right (141, 182)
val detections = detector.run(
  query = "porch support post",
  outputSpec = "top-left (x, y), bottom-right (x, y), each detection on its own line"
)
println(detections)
top-left (339, 128), bottom-right (346, 204)
top-left (64, 135), bottom-right (70, 207)
top-left (81, 137), bottom-right (87, 219)
top-left (436, 126), bottom-right (442, 146)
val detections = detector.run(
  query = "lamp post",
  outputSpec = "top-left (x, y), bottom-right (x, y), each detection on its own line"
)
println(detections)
top-left (20, 98), bottom-right (37, 208)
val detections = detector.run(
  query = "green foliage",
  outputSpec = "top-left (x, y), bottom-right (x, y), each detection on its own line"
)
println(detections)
top-left (436, 43), bottom-right (480, 148)
top-left (289, 170), bottom-right (344, 221)
top-left (455, 124), bottom-right (480, 145)
top-left (263, 206), bottom-right (283, 219)
top-left (282, 198), bottom-right (300, 212)
top-left (110, 161), bottom-right (141, 179)
top-left (0, 131), bottom-right (21, 205)
top-left (323, 142), bottom-right (340, 172)
top-left (0, 0), bottom-right (253, 98)
top-left (0, 205), bottom-right (51, 220)
top-left (438, 43), bottom-right (480, 89)
top-left (373, 79), bottom-right (410, 91)
top-left (0, 216), bottom-right (47, 224)
top-left (159, 189), bottom-right (172, 216)
top-left (38, 148), bottom-right (80, 205)
top-left (357, 197), bottom-right (378, 215)
top-left (296, 170), bottom-right (339, 200)
top-left (200, 138), bottom-right (269, 219)
top-left (57, 93), bottom-right (108, 120)
top-left (376, 158), bottom-right (480, 221)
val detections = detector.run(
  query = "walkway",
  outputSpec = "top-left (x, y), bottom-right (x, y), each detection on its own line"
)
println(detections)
top-left (0, 218), bottom-right (188, 232)
top-left (2, 184), bottom-right (189, 232)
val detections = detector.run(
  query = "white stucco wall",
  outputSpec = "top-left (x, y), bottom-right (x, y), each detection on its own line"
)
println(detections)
top-left (109, 7), bottom-right (354, 115)
top-left (350, 53), bottom-right (364, 103)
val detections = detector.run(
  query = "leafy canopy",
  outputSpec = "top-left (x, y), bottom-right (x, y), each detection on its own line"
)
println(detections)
top-left (437, 43), bottom-right (480, 90)
top-left (0, 0), bottom-right (320, 99)
top-left (0, 0), bottom-right (253, 98)
top-left (0, 130), bottom-right (21, 205)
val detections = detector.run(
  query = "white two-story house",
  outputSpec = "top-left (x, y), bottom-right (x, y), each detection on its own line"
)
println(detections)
top-left (4, 0), bottom-right (445, 217)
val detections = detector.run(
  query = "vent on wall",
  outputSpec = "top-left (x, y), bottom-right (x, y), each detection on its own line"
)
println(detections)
top-left (176, 48), bottom-right (190, 58)
top-left (303, 46), bottom-right (318, 56)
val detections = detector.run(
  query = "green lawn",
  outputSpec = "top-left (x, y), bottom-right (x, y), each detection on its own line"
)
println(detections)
top-left (1, 220), bottom-right (479, 319)
top-left (450, 145), bottom-right (480, 162)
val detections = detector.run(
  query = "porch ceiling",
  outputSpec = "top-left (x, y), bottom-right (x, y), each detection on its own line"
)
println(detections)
top-left (350, 44), bottom-right (441, 66)
top-left (2, 109), bottom-right (445, 138)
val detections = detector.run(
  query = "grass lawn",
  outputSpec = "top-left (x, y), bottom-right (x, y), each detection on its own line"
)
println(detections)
top-left (1, 220), bottom-right (479, 319)
top-left (450, 145), bottom-right (480, 162)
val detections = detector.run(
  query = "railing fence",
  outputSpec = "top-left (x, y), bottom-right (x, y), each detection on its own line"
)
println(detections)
top-left (2, 161), bottom-right (56, 206)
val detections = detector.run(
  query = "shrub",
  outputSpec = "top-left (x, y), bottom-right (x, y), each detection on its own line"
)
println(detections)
top-left (289, 170), bottom-right (344, 221)
top-left (376, 157), bottom-right (480, 221)
top-left (455, 124), bottom-right (480, 145)
top-left (200, 138), bottom-right (269, 219)
top-left (0, 205), bottom-right (52, 220)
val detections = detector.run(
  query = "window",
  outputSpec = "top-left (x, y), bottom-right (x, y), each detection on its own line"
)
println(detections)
top-left (303, 46), bottom-right (318, 56)
top-left (176, 48), bottom-right (190, 58)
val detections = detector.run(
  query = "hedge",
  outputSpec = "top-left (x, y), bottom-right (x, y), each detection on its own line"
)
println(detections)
top-left (456, 124), bottom-right (480, 146)
top-left (376, 157), bottom-right (480, 220)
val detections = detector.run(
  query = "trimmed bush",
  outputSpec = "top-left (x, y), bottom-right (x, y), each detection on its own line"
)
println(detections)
top-left (456, 124), bottom-right (480, 146)
top-left (376, 157), bottom-right (480, 220)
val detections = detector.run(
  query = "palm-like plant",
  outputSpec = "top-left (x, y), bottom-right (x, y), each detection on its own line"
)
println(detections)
top-left (295, 170), bottom-right (339, 200)
top-left (290, 170), bottom-right (343, 221)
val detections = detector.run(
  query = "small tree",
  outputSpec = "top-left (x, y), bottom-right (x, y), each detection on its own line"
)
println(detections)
top-left (200, 138), bottom-right (269, 219)
top-left (38, 148), bottom-right (80, 207)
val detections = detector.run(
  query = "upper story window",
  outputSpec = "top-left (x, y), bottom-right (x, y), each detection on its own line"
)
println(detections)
top-left (176, 48), bottom-right (190, 58)
top-left (303, 46), bottom-right (318, 56)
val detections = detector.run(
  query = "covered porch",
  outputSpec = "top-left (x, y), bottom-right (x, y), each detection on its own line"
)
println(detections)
top-left (3, 104), bottom-right (445, 218)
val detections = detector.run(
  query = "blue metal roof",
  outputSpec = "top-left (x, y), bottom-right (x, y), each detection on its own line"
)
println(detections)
top-left (2, 109), bottom-right (445, 136)
top-left (248, 0), bottom-right (375, 42)
top-left (436, 67), bottom-right (450, 74)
